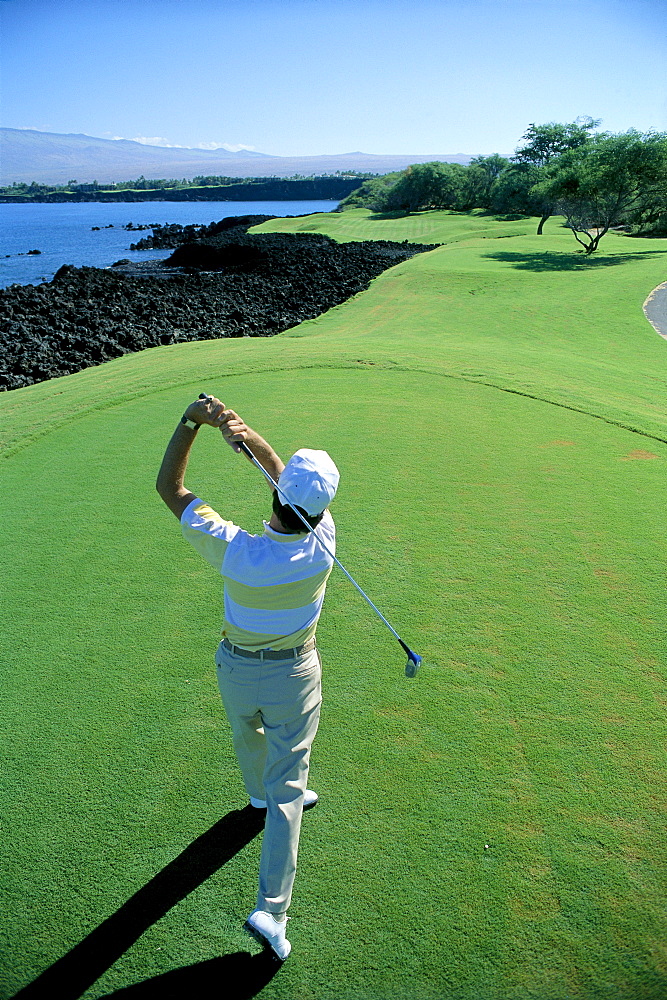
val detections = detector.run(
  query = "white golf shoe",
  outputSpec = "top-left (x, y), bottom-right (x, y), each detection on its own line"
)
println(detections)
top-left (249, 789), bottom-right (319, 810)
top-left (244, 909), bottom-right (291, 960)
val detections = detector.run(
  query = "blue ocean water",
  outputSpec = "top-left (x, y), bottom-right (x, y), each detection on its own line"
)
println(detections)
top-left (0, 200), bottom-right (338, 288)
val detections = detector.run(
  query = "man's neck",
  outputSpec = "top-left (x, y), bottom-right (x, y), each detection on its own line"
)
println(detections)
top-left (268, 512), bottom-right (297, 534)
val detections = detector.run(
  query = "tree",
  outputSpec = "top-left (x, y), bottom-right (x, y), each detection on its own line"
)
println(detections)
top-left (489, 162), bottom-right (542, 215)
top-left (512, 118), bottom-right (600, 233)
top-left (336, 172), bottom-right (403, 211)
top-left (513, 118), bottom-right (599, 168)
top-left (376, 161), bottom-right (467, 213)
top-left (532, 130), bottom-right (667, 253)
top-left (461, 154), bottom-right (509, 209)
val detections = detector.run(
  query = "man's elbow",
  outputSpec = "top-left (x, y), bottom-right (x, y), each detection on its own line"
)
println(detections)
top-left (156, 482), bottom-right (196, 520)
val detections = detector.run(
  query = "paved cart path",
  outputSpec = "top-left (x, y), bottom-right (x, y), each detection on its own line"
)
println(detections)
top-left (643, 281), bottom-right (667, 340)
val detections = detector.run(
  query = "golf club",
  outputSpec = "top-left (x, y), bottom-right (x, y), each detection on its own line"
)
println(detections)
top-left (198, 396), bottom-right (421, 676)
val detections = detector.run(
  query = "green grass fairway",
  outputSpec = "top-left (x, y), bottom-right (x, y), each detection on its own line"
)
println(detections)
top-left (252, 206), bottom-right (539, 244)
top-left (1, 211), bottom-right (666, 1000)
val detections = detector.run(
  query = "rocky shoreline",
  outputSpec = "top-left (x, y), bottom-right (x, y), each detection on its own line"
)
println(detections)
top-left (0, 216), bottom-right (437, 391)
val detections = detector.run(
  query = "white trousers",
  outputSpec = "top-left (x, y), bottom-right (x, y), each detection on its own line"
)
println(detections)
top-left (215, 640), bottom-right (322, 913)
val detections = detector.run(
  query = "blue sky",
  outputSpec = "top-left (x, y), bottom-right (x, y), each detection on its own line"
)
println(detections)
top-left (1, 0), bottom-right (665, 156)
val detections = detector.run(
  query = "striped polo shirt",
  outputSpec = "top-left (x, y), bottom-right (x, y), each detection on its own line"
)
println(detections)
top-left (181, 497), bottom-right (335, 651)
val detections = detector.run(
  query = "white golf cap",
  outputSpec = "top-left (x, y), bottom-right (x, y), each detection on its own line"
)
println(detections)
top-left (277, 449), bottom-right (340, 516)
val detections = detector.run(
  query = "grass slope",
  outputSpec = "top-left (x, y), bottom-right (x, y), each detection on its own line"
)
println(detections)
top-left (1, 211), bottom-right (666, 1000)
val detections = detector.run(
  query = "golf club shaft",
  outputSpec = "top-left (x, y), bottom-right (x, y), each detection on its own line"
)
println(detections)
top-left (236, 439), bottom-right (409, 650)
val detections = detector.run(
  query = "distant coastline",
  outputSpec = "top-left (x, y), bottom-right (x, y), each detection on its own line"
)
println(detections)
top-left (0, 176), bottom-right (362, 204)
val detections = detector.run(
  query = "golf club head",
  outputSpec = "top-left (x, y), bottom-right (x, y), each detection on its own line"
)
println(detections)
top-left (405, 650), bottom-right (422, 678)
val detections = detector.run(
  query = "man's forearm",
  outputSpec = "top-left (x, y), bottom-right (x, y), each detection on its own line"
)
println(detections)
top-left (157, 395), bottom-right (228, 518)
top-left (240, 429), bottom-right (285, 484)
top-left (156, 422), bottom-right (198, 519)
top-left (217, 407), bottom-right (285, 484)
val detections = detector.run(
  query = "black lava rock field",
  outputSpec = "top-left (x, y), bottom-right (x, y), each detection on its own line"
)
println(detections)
top-left (0, 217), bottom-right (437, 391)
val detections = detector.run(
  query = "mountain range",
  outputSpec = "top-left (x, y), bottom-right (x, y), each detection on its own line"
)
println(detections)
top-left (0, 129), bottom-right (477, 185)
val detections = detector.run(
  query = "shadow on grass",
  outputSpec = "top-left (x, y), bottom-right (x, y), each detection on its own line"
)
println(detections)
top-left (97, 953), bottom-right (280, 998)
top-left (460, 209), bottom-right (534, 222)
top-left (13, 806), bottom-right (274, 1000)
top-left (367, 210), bottom-right (412, 221)
top-left (482, 249), bottom-right (667, 271)
top-left (365, 210), bottom-right (533, 223)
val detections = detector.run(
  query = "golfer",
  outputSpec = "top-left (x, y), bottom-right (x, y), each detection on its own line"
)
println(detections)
top-left (156, 394), bottom-right (339, 961)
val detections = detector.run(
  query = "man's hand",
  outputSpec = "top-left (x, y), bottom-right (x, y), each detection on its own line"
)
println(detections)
top-left (184, 395), bottom-right (227, 428)
top-left (219, 409), bottom-right (250, 453)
